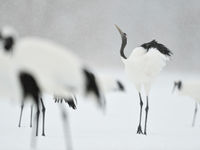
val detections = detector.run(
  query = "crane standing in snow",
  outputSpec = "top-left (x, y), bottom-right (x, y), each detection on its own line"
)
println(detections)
top-left (0, 27), bottom-right (106, 138)
top-left (115, 25), bottom-right (172, 135)
top-left (0, 26), bottom-right (125, 150)
top-left (173, 80), bottom-right (200, 126)
top-left (19, 75), bottom-right (125, 128)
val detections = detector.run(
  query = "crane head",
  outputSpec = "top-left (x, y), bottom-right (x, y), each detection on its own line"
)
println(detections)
top-left (115, 24), bottom-right (128, 59)
top-left (115, 24), bottom-right (127, 40)
top-left (0, 26), bottom-right (17, 54)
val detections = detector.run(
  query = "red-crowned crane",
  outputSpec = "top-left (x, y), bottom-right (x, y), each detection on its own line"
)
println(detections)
top-left (173, 80), bottom-right (200, 126)
top-left (0, 27), bottom-right (106, 138)
top-left (0, 26), bottom-right (125, 150)
top-left (20, 75), bottom-right (125, 130)
top-left (115, 25), bottom-right (172, 135)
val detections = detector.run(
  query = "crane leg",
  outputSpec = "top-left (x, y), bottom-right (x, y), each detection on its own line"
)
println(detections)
top-left (192, 102), bottom-right (198, 127)
top-left (40, 98), bottom-right (46, 136)
top-left (137, 92), bottom-right (143, 134)
top-left (59, 104), bottom-right (73, 150)
top-left (30, 105), bottom-right (33, 128)
top-left (35, 98), bottom-right (40, 136)
top-left (18, 101), bottom-right (24, 127)
top-left (30, 98), bottom-right (40, 149)
top-left (144, 96), bottom-right (149, 135)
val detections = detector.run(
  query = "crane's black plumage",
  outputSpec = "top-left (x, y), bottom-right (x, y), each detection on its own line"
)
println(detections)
top-left (0, 34), bottom-right (15, 53)
top-left (19, 72), bottom-right (41, 103)
top-left (54, 96), bottom-right (77, 110)
top-left (174, 81), bottom-right (182, 90)
top-left (4, 36), bottom-right (15, 52)
top-left (19, 71), bottom-right (46, 136)
top-left (83, 68), bottom-right (105, 108)
top-left (66, 98), bottom-right (77, 110)
top-left (83, 69), bottom-right (100, 98)
top-left (141, 40), bottom-right (172, 57)
top-left (117, 80), bottom-right (125, 91)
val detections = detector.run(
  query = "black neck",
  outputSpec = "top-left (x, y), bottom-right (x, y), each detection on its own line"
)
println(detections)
top-left (120, 36), bottom-right (127, 59)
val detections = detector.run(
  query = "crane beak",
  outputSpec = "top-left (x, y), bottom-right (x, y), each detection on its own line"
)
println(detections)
top-left (115, 24), bottom-right (124, 37)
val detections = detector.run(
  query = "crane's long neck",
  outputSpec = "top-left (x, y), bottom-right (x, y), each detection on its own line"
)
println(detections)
top-left (120, 35), bottom-right (127, 60)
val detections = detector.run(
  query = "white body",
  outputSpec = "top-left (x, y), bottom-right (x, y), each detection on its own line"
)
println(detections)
top-left (13, 37), bottom-right (86, 100)
top-left (177, 81), bottom-right (200, 102)
top-left (123, 47), bottom-right (169, 94)
top-left (97, 75), bottom-right (123, 93)
top-left (0, 53), bottom-right (16, 99)
top-left (0, 51), bottom-right (23, 105)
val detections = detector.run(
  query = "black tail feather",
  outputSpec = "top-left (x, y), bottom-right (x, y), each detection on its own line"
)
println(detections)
top-left (83, 68), bottom-right (105, 109)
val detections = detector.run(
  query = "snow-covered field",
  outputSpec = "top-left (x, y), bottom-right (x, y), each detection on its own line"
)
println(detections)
top-left (0, 71), bottom-right (200, 150)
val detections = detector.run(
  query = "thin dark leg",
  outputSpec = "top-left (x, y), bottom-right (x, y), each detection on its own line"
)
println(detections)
top-left (40, 98), bottom-right (46, 136)
top-left (35, 103), bottom-right (40, 136)
top-left (144, 96), bottom-right (149, 135)
top-left (55, 97), bottom-right (59, 103)
top-left (137, 92), bottom-right (143, 134)
top-left (59, 104), bottom-right (73, 150)
top-left (30, 105), bottom-right (33, 128)
top-left (31, 96), bottom-right (40, 147)
top-left (18, 102), bottom-right (24, 127)
top-left (192, 102), bottom-right (198, 127)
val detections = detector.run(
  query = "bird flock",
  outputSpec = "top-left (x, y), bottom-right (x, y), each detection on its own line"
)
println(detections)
top-left (0, 25), bottom-right (198, 150)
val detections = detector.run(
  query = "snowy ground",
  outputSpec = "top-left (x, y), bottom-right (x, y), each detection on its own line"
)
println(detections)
top-left (0, 71), bottom-right (200, 150)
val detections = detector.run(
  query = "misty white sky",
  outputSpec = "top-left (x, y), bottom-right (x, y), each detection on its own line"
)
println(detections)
top-left (0, 0), bottom-right (200, 72)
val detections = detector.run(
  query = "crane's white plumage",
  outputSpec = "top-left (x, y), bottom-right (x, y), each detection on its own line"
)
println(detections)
top-left (0, 52), bottom-right (17, 100)
top-left (14, 37), bottom-right (84, 99)
top-left (174, 80), bottom-right (200, 101)
top-left (124, 47), bottom-right (169, 94)
top-left (115, 25), bottom-right (172, 135)
top-left (0, 35), bottom-right (105, 107)
top-left (0, 26), bottom-right (106, 139)
top-left (173, 80), bottom-right (200, 126)
top-left (97, 75), bottom-right (125, 93)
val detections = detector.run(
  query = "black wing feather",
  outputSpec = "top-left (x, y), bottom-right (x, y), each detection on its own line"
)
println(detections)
top-left (141, 40), bottom-right (173, 57)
